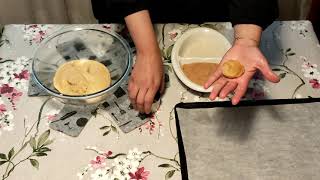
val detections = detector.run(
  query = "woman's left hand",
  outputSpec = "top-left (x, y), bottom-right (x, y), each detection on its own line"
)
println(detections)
top-left (204, 39), bottom-right (280, 105)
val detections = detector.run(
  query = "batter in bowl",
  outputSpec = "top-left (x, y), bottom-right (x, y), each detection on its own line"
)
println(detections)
top-left (53, 59), bottom-right (111, 96)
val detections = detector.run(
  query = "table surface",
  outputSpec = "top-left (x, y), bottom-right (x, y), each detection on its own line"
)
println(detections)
top-left (0, 21), bottom-right (320, 180)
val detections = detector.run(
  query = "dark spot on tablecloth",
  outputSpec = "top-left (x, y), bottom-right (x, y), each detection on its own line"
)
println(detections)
top-left (101, 60), bottom-right (112, 66)
top-left (114, 87), bottom-right (126, 98)
top-left (76, 118), bottom-right (88, 127)
top-left (64, 55), bottom-right (71, 60)
top-left (165, 73), bottom-right (169, 83)
top-left (89, 55), bottom-right (97, 60)
top-left (102, 101), bottom-right (110, 108)
top-left (74, 42), bottom-right (86, 51)
top-left (137, 113), bottom-right (148, 120)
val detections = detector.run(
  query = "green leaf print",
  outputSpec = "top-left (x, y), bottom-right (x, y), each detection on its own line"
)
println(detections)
top-left (30, 159), bottom-right (39, 169)
top-left (37, 130), bottom-right (50, 148)
top-left (8, 148), bottom-right (14, 160)
top-left (165, 170), bottom-right (175, 179)
top-left (0, 153), bottom-right (7, 160)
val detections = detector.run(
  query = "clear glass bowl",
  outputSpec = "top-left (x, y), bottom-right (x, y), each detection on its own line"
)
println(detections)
top-left (32, 26), bottom-right (132, 105)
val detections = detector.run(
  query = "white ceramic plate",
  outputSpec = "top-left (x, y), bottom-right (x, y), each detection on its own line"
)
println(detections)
top-left (171, 27), bottom-right (232, 92)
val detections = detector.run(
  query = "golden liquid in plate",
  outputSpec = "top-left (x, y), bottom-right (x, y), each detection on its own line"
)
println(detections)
top-left (182, 62), bottom-right (219, 86)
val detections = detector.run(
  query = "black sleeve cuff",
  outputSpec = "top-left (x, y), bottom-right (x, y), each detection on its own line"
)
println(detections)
top-left (230, 18), bottom-right (276, 30)
top-left (91, 0), bottom-right (148, 22)
top-left (229, 0), bottom-right (279, 29)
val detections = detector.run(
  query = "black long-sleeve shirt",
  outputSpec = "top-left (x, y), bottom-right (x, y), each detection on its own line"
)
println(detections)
top-left (92, 0), bottom-right (278, 29)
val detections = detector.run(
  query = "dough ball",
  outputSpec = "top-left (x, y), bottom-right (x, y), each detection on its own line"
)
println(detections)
top-left (53, 59), bottom-right (111, 96)
top-left (222, 60), bottom-right (245, 79)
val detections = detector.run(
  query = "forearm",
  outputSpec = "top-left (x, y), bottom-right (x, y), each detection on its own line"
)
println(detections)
top-left (125, 10), bottom-right (160, 57)
top-left (234, 24), bottom-right (262, 47)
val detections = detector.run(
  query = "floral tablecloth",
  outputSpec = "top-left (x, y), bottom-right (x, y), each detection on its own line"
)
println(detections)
top-left (0, 21), bottom-right (319, 180)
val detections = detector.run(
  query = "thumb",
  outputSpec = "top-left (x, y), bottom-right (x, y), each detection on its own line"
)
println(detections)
top-left (258, 58), bottom-right (280, 83)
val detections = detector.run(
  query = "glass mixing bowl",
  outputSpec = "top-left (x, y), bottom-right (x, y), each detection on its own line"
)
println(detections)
top-left (32, 26), bottom-right (132, 105)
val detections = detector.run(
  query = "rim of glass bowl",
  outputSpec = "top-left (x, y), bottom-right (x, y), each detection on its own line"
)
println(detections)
top-left (31, 27), bottom-right (132, 100)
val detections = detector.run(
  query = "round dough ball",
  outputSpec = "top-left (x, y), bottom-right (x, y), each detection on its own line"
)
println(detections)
top-left (222, 60), bottom-right (245, 78)
top-left (53, 59), bottom-right (111, 96)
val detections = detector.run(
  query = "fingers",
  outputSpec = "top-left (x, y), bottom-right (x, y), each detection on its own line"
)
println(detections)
top-left (129, 77), bottom-right (163, 114)
top-left (144, 88), bottom-right (157, 114)
top-left (219, 81), bottom-right (237, 99)
top-left (232, 79), bottom-right (249, 105)
top-left (136, 88), bottom-right (147, 113)
top-left (204, 68), bottom-right (223, 89)
top-left (258, 58), bottom-right (280, 83)
top-left (128, 81), bottom-right (139, 109)
top-left (209, 78), bottom-right (227, 100)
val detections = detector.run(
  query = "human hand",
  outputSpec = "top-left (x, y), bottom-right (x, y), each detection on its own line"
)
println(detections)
top-left (125, 10), bottom-right (164, 114)
top-left (128, 50), bottom-right (164, 114)
top-left (204, 39), bottom-right (280, 105)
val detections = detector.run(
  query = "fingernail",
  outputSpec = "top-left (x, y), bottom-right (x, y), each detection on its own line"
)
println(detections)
top-left (232, 100), bottom-right (237, 105)
top-left (209, 96), bottom-right (216, 101)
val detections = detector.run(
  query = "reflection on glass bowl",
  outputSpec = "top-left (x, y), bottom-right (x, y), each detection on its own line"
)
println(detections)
top-left (32, 26), bottom-right (132, 105)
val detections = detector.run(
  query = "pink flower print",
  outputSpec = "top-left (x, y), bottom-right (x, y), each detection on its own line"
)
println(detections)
top-left (90, 156), bottom-right (106, 169)
top-left (309, 79), bottom-right (320, 89)
top-left (45, 110), bottom-right (59, 122)
top-left (103, 151), bottom-right (112, 157)
top-left (0, 85), bottom-right (23, 109)
top-left (102, 24), bottom-right (112, 30)
top-left (14, 70), bottom-right (30, 80)
top-left (33, 33), bottom-right (43, 43)
top-left (4, 88), bottom-right (23, 109)
top-left (168, 29), bottom-right (182, 41)
top-left (170, 32), bottom-right (177, 39)
top-left (0, 84), bottom-right (14, 94)
top-left (129, 167), bottom-right (150, 180)
top-left (251, 90), bottom-right (265, 100)
top-left (0, 104), bottom-right (6, 113)
top-left (245, 87), bottom-right (265, 100)
top-left (47, 114), bottom-right (57, 121)
top-left (4, 89), bottom-right (23, 102)
top-left (30, 24), bottom-right (38, 28)
top-left (39, 30), bottom-right (45, 35)
top-left (302, 61), bottom-right (317, 69)
top-left (145, 121), bottom-right (155, 134)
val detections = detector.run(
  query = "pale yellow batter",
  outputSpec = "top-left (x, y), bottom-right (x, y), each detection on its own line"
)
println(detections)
top-left (222, 60), bottom-right (245, 79)
top-left (53, 60), bottom-right (111, 96)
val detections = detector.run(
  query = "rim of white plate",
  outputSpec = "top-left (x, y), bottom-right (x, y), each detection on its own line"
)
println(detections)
top-left (171, 27), bottom-right (232, 92)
